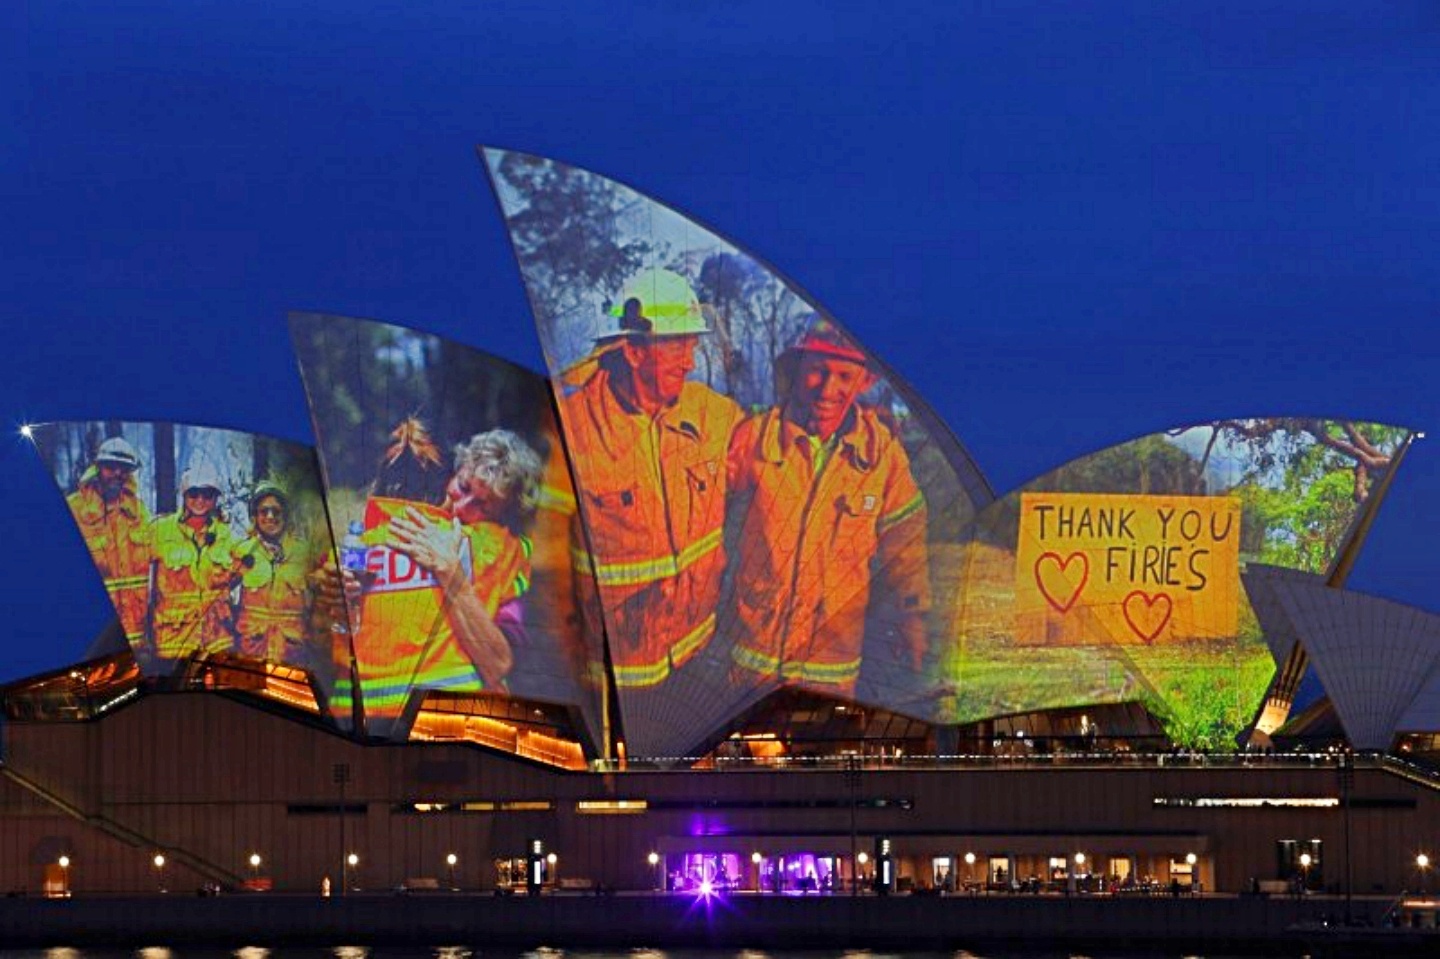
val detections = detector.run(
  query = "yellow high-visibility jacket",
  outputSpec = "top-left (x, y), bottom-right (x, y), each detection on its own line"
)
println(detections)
top-left (149, 512), bottom-right (236, 661)
top-left (66, 468), bottom-right (152, 647)
top-left (232, 532), bottom-right (315, 663)
top-left (725, 406), bottom-right (929, 694)
top-left (561, 368), bottom-right (741, 688)
top-left (344, 497), bottom-right (530, 724)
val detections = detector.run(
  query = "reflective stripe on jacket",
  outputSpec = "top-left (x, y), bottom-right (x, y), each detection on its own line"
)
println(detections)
top-left (149, 512), bottom-right (236, 660)
top-left (725, 406), bottom-right (929, 693)
top-left (66, 469), bottom-right (152, 646)
top-left (233, 533), bottom-right (313, 662)
top-left (561, 368), bottom-right (740, 687)
top-left (347, 498), bottom-right (530, 724)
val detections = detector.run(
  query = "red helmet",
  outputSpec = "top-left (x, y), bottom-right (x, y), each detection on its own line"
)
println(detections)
top-left (788, 318), bottom-right (866, 365)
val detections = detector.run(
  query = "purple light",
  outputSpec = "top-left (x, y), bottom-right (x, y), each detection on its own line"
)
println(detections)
top-left (699, 879), bottom-right (714, 897)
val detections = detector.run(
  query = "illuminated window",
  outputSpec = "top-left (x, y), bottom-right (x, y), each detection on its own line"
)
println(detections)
top-left (576, 800), bottom-right (648, 814)
top-left (1153, 796), bottom-right (1339, 808)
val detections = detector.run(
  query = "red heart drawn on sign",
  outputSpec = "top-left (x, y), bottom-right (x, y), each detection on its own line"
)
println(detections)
top-left (1123, 590), bottom-right (1173, 644)
top-left (1034, 551), bottom-right (1088, 613)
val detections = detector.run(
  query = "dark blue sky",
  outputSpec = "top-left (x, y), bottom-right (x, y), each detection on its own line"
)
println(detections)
top-left (4, 2), bottom-right (1438, 680)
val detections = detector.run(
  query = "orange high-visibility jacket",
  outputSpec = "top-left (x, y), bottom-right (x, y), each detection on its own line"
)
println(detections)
top-left (66, 468), bottom-right (152, 647)
top-left (148, 512), bottom-right (237, 661)
top-left (345, 498), bottom-right (530, 724)
top-left (561, 368), bottom-right (741, 688)
top-left (232, 533), bottom-right (314, 663)
top-left (725, 406), bottom-right (929, 693)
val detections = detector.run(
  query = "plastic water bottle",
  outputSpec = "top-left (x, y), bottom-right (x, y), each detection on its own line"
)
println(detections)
top-left (332, 520), bottom-right (367, 636)
top-left (340, 520), bottom-right (367, 572)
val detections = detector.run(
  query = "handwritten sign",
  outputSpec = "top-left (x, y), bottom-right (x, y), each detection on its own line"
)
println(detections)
top-left (1015, 493), bottom-right (1240, 646)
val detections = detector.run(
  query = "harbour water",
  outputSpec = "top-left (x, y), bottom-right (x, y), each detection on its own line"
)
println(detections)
top-left (0, 944), bottom-right (1319, 950)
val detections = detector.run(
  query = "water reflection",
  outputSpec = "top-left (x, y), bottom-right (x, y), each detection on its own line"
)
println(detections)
top-left (434, 948), bottom-right (471, 959)
top-left (234, 948), bottom-right (270, 959)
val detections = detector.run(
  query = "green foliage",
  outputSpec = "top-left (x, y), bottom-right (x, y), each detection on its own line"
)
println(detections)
top-left (1036, 435), bottom-right (1207, 496)
top-left (497, 153), bottom-right (653, 330)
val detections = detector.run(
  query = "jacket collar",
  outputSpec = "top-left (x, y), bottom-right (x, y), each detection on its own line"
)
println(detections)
top-left (760, 405), bottom-right (877, 471)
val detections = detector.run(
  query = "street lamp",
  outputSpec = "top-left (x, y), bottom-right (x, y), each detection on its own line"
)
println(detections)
top-left (546, 851), bottom-right (557, 886)
top-left (346, 852), bottom-right (359, 892)
top-left (153, 853), bottom-right (167, 893)
top-left (1418, 853), bottom-right (1431, 895)
top-left (249, 853), bottom-right (262, 877)
top-left (648, 851), bottom-right (660, 892)
top-left (750, 851), bottom-right (762, 893)
top-left (964, 852), bottom-right (976, 894)
top-left (857, 851), bottom-right (869, 894)
top-left (446, 853), bottom-right (458, 889)
top-left (57, 855), bottom-right (70, 897)
top-left (1298, 852), bottom-right (1312, 895)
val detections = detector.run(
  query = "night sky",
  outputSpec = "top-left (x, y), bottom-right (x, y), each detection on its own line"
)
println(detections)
top-left (4, 2), bottom-right (1437, 681)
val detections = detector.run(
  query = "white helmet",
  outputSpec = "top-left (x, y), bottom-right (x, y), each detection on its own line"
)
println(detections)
top-left (179, 462), bottom-right (224, 498)
top-left (601, 269), bottom-right (710, 340)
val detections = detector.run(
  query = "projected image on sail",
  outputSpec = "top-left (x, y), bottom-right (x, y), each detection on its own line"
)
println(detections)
top-left (32, 421), bottom-right (341, 703)
top-left (482, 147), bottom-right (993, 758)
top-left (290, 313), bottom-right (601, 747)
top-left (949, 417), bottom-right (1411, 749)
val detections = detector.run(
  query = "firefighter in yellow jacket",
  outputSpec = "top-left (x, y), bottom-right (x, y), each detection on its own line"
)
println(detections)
top-left (725, 318), bottom-right (930, 698)
top-left (560, 269), bottom-right (742, 689)
top-left (343, 429), bottom-right (542, 730)
top-left (65, 438), bottom-right (152, 651)
top-left (232, 482), bottom-right (316, 664)
top-left (147, 463), bottom-right (237, 663)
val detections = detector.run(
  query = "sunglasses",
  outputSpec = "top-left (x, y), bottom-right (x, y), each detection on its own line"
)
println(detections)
top-left (257, 506), bottom-right (286, 518)
top-left (185, 488), bottom-right (219, 500)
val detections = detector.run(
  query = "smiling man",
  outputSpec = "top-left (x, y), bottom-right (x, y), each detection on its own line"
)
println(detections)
top-left (725, 318), bottom-right (930, 698)
top-left (560, 268), bottom-right (742, 691)
top-left (65, 437), bottom-right (152, 652)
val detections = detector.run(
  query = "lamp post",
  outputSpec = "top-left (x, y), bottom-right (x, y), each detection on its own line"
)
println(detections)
top-left (546, 852), bottom-right (557, 888)
top-left (1185, 852), bottom-right (1198, 895)
top-left (751, 851), bottom-right (762, 893)
top-left (1298, 852), bottom-right (1312, 896)
top-left (346, 852), bottom-right (359, 892)
top-left (446, 853), bottom-right (458, 890)
top-left (844, 754), bottom-right (861, 898)
top-left (1418, 853), bottom-right (1431, 896)
top-left (57, 855), bottom-right (70, 897)
top-left (332, 762), bottom-right (351, 898)
top-left (249, 853), bottom-right (262, 881)
top-left (648, 851), bottom-right (660, 892)
top-left (857, 851), bottom-right (869, 894)
top-left (153, 853), bottom-right (166, 894)
top-left (964, 852), bottom-right (976, 894)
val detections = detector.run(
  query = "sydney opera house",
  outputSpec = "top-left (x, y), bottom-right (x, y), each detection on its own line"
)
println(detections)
top-left (1, 149), bottom-right (1436, 901)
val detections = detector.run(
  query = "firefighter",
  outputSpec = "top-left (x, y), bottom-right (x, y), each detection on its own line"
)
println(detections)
top-left (232, 482), bottom-right (315, 664)
top-left (724, 318), bottom-right (930, 698)
top-left (559, 268), bottom-right (742, 689)
top-left (147, 462), bottom-right (237, 663)
top-left (65, 437), bottom-right (152, 650)
top-left (342, 428), bottom-right (542, 729)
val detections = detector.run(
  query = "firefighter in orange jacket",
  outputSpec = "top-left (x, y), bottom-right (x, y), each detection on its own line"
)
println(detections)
top-left (559, 269), bottom-right (742, 689)
top-left (232, 482), bottom-right (316, 664)
top-left (147, 463), bottom-right (237, 663)
top-left (725, 319), bottom-right (930, 697)
top-left (341, 429), bottom-right (541, 730)
top-left (65, 438), bottom-right (152, 650)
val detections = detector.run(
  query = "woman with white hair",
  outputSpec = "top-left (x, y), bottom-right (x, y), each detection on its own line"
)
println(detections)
top-left (343, 424), bottom-right (544, 728)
